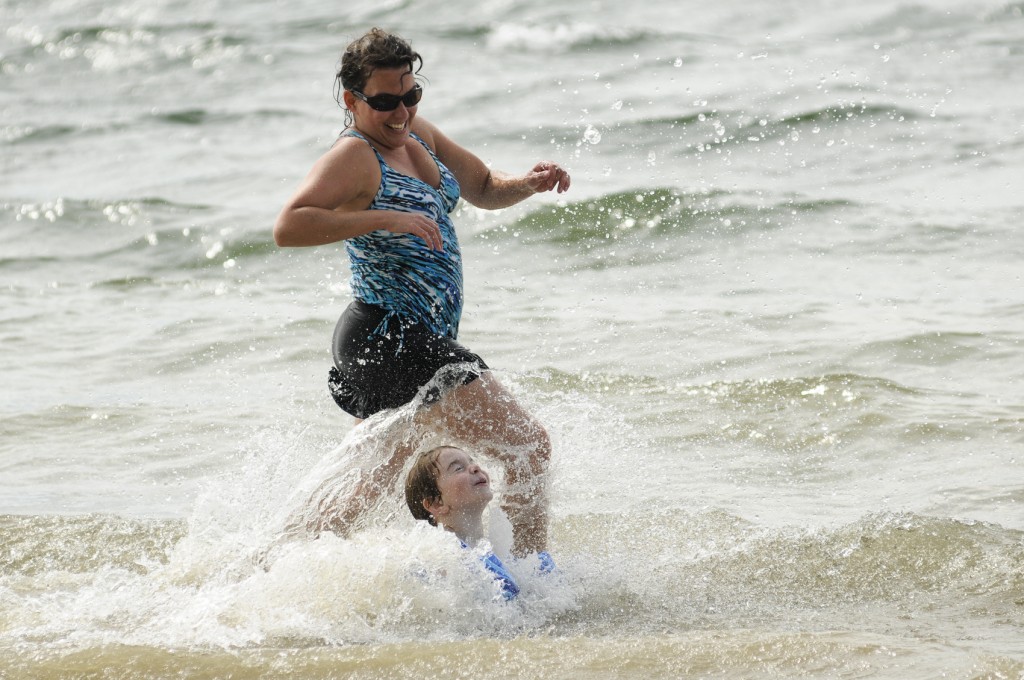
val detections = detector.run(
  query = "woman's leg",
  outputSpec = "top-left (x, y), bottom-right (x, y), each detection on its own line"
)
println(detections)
top-left (418, 371), bottom-right (551, 556)
top-left (307, 361), bottom-right (549, 554)
top-left (301, 417), bottom-right (420, 537)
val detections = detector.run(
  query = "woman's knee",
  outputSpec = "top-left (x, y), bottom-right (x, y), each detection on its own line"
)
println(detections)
top-left (531, 422), bottom-right (551, 467)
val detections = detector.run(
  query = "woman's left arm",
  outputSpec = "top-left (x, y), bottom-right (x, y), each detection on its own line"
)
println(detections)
top-left (413, 118), bottom-right (570, 210)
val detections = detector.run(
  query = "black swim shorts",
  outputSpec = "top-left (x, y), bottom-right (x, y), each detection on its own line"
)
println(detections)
top-left (327, 300), bottom-right (489, 419)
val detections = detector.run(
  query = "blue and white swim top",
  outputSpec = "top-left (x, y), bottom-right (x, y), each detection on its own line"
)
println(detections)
top-left (462, 540), bottom-right (557, 601)
top-left (479, 550), bottom-right (520, 601)
top-left (341, 129), bottom-right (464, 339)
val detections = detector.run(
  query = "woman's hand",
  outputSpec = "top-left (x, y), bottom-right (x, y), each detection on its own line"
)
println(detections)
top-left (383, 211), bottom-right (444, 251)
top-left (416, 117), bottom-right (571, 209)
top-left (525, 162), bottom-right (571, 194)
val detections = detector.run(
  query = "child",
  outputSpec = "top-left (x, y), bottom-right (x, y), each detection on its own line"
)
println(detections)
top-left (404, 446), bottom-right (554, 600)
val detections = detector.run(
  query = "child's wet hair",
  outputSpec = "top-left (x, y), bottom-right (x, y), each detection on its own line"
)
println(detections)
top-left (404, 447), bottom-right (447, 526)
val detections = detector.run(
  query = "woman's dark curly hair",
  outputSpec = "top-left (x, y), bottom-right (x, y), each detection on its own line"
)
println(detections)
top-left (334, 27), bottom-right (423, 113)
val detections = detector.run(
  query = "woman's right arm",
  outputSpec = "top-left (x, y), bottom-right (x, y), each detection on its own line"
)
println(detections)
top-left (274, 139), bottom-right (444, 250)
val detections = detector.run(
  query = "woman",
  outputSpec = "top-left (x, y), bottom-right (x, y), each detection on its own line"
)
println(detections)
top-left (274, 28), bottom-right (570, 556)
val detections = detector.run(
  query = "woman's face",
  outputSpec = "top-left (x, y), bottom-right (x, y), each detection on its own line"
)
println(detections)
top-left (347, 66), bottom-right (419, 150)
top-left (433, 447), bottom-right (493, 514)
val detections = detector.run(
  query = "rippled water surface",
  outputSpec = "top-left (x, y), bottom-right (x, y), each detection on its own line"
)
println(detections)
top-left (2, 0), bottom-right (1023, 677)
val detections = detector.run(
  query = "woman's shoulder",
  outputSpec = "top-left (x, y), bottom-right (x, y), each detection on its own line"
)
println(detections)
top-left (329, 130), bottom-right (379, 159)
top-left (320, 133), bottom-right (382, 174)
top-left (300, 133), bottom-right (382, 203)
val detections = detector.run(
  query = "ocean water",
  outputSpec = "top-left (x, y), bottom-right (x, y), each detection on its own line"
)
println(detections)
top-left (2, 0), bottom-right (1023, 677)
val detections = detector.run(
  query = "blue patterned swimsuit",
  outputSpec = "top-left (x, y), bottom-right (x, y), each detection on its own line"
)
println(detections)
top-left (344, 130), bottom-right (464, 337)
top-left (328, 130), bottom-right (488, 418)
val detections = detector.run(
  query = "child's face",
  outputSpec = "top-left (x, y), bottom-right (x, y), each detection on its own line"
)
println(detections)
top-left (434, 447), bottom-right (493, 513)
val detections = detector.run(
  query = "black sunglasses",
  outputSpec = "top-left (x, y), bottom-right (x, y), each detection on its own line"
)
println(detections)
top-left (350, 84), bottom-right (423, 112)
